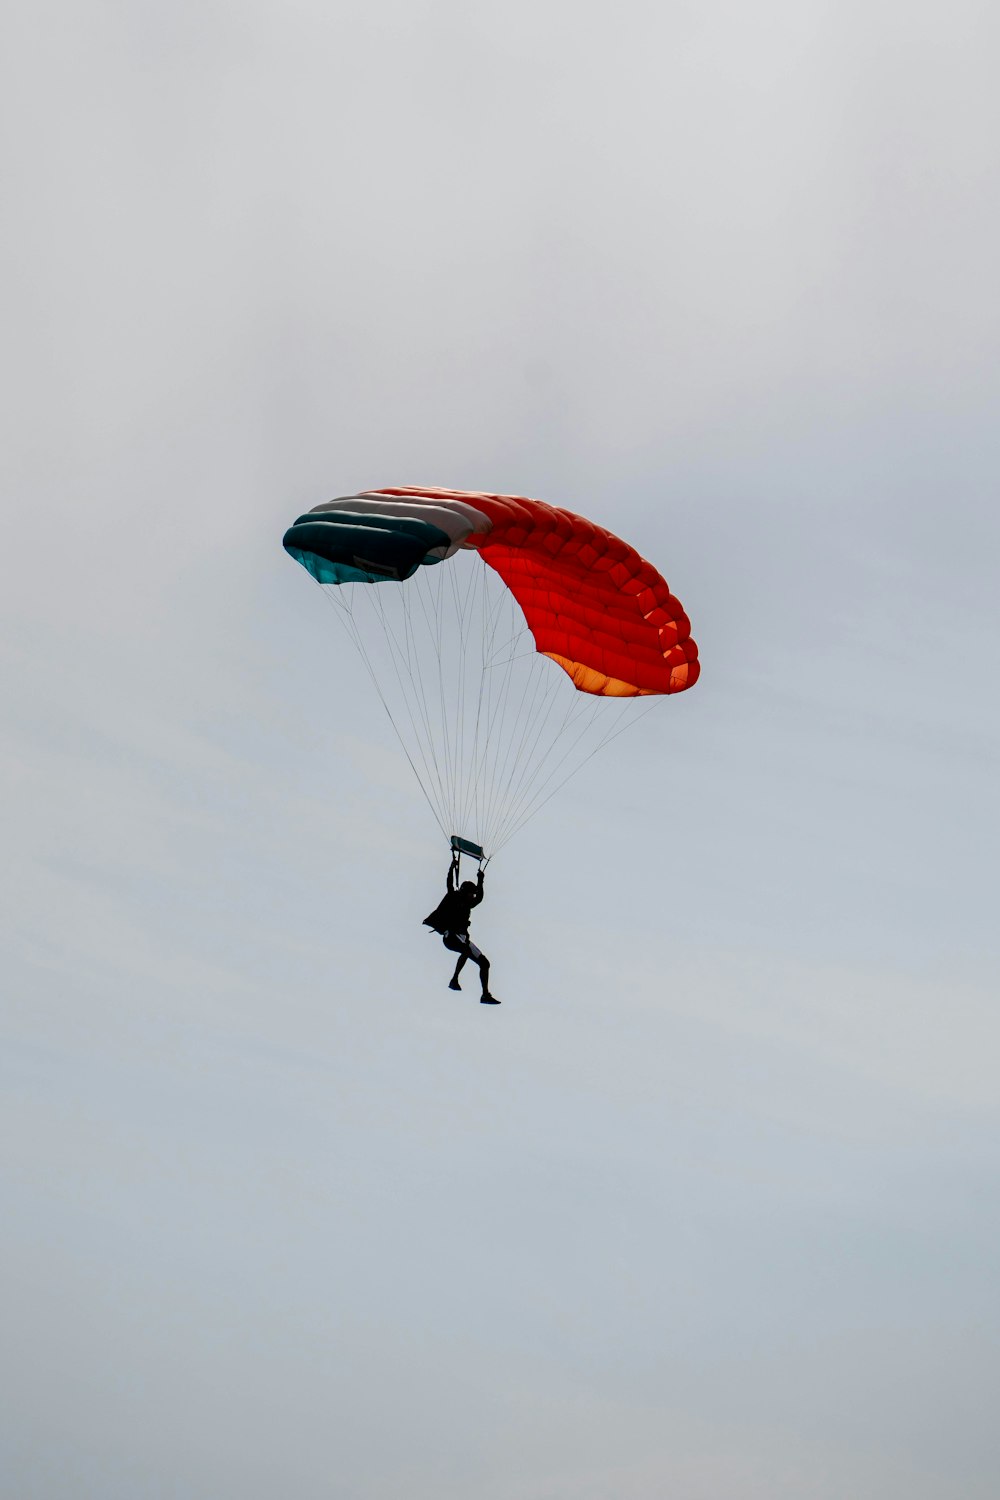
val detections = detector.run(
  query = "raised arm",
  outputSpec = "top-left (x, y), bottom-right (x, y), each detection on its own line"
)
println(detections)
top-left (447, 856), bottom-right (459, 892)
top-left (470, 868), bottom-right (485, 907)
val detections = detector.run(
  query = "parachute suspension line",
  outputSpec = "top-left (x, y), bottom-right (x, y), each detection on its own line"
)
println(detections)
top-left (430, 565), bottom-right (451, 832)
top-left (491, 698), bottom-right (659, 856)
top-left (465, 569), bottom-right (505, 840)
top-left (446, 565), bottom-right (464, 835)
top-left (368, 577), bottom-right (452, 826)
top-left (486, 617), bottom-right (610, 849)
top-left (482, 647), bottom-right (561, 846)
top-left (479, 616), bottom-right (540, 844)
top-left (488, 687), bottom-right (593, 853)
top-left (361, 576), bottom-right (451, 832)
top-left (445, 562), bottom-right (462, 832)
top-left (408, 578), bottom-right (454, 828)
top-left (471, 563), bottom-right (495, 838)
top-left (316, 582), bottom-right (449, 841)
top-left (505, 651), bottom-right (580, 810)
top-left (478, 576), bottom-right (529, 847)
top-left (451, 554), bottom-right (483, 837)
top-left (422, 563), bottom-right (455, 831)
top-left (336, 581), bottom-right (450, 832)
top-left (446, 556), bottom-right (508, 846)
top-left (404, 577), bottom-right (458, 830)
top-left (464, 558), bottom-right (497, 841)
top-left (311, 553), bottom-right (662, 859)
top-left (388, 576), bottom-right (449, 821)
top-left (464, 565), bottom-right (485, 811)
top-left (488, 672), bottom-right (584, 849)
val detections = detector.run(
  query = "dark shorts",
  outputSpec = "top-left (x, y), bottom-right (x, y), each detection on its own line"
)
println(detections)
top-left (442, 931), bottom-right (483, 962)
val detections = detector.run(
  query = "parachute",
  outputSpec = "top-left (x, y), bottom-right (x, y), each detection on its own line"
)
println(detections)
top-left (283, 487), bottom-right (699, 858)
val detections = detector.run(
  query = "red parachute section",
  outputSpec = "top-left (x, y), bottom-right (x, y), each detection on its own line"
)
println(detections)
top-left (372, 487), bottom-right (700, 698)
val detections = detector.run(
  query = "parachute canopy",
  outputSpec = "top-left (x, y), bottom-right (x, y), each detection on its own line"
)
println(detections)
top-left (283, 487), bottom-right (699, 857)
top-left (283, 487), bottom-right (699, 698)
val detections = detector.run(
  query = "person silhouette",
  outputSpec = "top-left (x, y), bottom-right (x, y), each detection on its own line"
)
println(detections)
top-left (423, 854), bottom-right (498, 1004)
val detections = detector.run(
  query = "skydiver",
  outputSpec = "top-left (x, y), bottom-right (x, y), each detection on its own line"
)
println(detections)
top-left (423, 854), bottom-right (499, 1004)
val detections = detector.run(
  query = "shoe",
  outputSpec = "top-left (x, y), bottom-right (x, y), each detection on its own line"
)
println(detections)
top-left (480, 994), bottom-right (500, 1005)
top-left (448, 978), bottom-right (462, 991)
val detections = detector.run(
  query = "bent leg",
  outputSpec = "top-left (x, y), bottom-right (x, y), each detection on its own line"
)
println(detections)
top-left (464, 939), bottom-right (491, 998)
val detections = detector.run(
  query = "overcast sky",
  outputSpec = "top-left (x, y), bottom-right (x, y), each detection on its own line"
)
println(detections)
top-left (3, 2), bottom-right (999, 1497)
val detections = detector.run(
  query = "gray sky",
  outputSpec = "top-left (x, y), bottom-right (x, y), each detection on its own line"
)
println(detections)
top-left (3, 2), bottom-right (999, 1496)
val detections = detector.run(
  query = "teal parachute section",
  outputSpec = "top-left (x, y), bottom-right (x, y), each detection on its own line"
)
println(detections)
top-left (283, 512), bottom-right (453, 586)
top-left (283, 493), bottom-right (492, 586)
